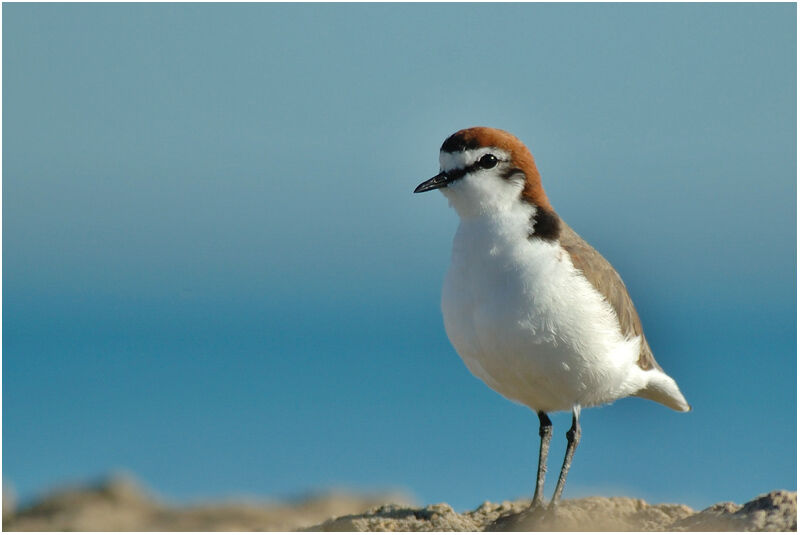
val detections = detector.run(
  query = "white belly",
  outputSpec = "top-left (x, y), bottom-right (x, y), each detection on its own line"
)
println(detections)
top-left (441, 219), bottom-right (646, 413)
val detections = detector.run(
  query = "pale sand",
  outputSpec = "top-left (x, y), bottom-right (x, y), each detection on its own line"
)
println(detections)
top-left (4, 475), bottom-right (796, 531)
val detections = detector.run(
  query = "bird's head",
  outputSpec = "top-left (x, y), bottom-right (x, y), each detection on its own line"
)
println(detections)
top-left (414, 127), bottom-right (553, 220)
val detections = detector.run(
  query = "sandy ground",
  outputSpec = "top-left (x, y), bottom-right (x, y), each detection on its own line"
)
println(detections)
top-left (308, 491), bottom-right (796, 531)
top-left (3, 476), bottom-right (796, 531)
top-left (2, 476), bottom-right (411, 531)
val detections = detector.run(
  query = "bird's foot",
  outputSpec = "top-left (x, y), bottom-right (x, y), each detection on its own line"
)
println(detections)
top-left (488, 499), bottom-right (553, 531)
top-left (529, 496), bottom-right (563, 512)
top-left (528, 496), bottom-right (546, 511)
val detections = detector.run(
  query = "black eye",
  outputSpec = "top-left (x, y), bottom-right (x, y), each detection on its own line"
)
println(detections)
top-left (478, 154), bottom-right (498, 169)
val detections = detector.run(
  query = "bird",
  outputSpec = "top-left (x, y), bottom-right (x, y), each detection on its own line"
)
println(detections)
top-left (413, 126), bottom-right (689, 510)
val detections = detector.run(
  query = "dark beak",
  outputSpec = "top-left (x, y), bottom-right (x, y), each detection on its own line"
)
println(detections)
top-left (414, 172), bottom-right (453, 193)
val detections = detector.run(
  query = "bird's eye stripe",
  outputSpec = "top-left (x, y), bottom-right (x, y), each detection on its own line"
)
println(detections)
top-left (444, 167), bottom-right (466, 181)
top-left (444, 160), bottom-right (481, 180)
top-left (444, 155), bottom-right (504, 179)
top-left (502, 167), bottom-right (524, 180)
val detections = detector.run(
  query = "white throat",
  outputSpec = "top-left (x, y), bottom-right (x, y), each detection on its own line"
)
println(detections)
top-left (438, 148), bottom-right (531, 226)
top-left (441, 172), bottom-right (533, 228)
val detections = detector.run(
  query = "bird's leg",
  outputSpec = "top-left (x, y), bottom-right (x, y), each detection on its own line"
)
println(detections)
top-left (530, 411), bottom-right (552, 509)
top-left (550, 405), bottom-right (581, 506)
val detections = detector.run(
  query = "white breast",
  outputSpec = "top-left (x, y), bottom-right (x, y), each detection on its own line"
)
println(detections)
top-left (441, 209), bottom-right (649, 413)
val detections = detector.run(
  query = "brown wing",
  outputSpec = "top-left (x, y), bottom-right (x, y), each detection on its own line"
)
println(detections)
top-left (558, 221), bottom-right (661, 372)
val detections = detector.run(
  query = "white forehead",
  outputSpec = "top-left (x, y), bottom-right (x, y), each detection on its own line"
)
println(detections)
top-left (439, 148), bottom-right (511, 172)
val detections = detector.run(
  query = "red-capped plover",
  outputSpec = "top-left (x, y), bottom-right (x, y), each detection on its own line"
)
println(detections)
top-left (414, 127), bottom-right (690, 509)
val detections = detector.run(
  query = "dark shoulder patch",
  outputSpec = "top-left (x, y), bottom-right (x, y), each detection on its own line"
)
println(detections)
top-left (440, 132), bottom-right (481, 153)
top-left (529, 207), bottom-right (561, 241)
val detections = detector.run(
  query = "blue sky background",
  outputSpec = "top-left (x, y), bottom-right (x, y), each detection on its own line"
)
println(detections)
top-left (3, 3), bottom-right (796, 511)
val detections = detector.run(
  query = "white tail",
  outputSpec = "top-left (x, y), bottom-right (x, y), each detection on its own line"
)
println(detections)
top-left (634, 369), bottom-right (691, 412)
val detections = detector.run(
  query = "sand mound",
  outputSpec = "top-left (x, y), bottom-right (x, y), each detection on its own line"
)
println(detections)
top-left (3, 475), bottom-right (795, 531)
top-left (3, 475), bottom-right (411, 531)
top-left (309, 491), bottom-right (796, 532)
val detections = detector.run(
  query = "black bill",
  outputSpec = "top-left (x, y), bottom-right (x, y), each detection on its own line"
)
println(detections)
top-left (414, 172), bottom-right (453, 193)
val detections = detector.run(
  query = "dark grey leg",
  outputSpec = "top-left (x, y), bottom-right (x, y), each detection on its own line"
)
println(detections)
top-left (550, 406), bottom-right (581, 505)
top-left (530, 411), bottom-right (552, 509)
